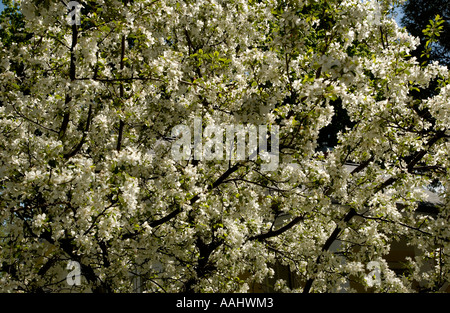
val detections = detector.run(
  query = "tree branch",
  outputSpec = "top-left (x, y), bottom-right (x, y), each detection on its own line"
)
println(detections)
top-left (116, 35), bottom-right (126, 152)
top-left (63, 103), bottom-right (92, 159)
top-left (59, 23), bottom-right (78, 140)
top-left (303, 208), bottom-right (356, 293)
top-left (126, 163), bottom-right (243, 235)
top-left (355, 213), bottom-right (432, 236)
top-left (248, 215), bottom-right (305, 241)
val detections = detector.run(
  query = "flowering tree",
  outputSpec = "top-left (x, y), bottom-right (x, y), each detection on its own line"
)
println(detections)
top-left (0, 0), bottom-right (449, 293)
top-left (401, 0), bottom-right (450, 67)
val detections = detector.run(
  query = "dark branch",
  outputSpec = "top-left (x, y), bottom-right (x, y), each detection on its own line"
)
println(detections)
top-left (248, 215), bottom-right (305, 241)
top-left (59, 23), bottom-right (78, 140)
top-left (116, 35), bottom-right (126, 152)
top-left (303, 208), bottom-right (356, 293)
top-left (125, 163), bottom-right (243, 236)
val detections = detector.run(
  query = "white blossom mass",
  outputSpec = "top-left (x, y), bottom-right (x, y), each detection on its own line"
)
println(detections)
top-left (0, 0), bottom-right (449, 293)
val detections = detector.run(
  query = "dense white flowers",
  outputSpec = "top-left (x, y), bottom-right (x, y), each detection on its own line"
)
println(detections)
top-left (0, 0), bottom-right (448, 293)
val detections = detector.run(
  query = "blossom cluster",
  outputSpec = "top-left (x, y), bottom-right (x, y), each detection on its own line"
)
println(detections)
top-left (0, 0), bottom-right (448, 292)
